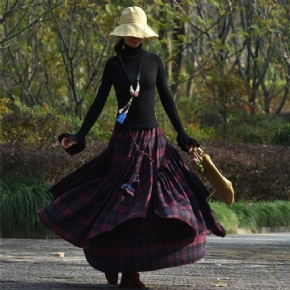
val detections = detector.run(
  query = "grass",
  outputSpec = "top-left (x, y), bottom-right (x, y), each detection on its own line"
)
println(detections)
top-left (0, 178), bottom-right (53, 235)
top-left (208, 202), bottom-right (239, 233)
top-left (229, 202), bottom-right (258, 231)
top-left (210, 201), bottom-right (290, 233)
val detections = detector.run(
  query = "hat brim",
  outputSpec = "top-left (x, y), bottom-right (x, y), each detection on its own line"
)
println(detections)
top-left (109, 23), bottom-right (158, 39)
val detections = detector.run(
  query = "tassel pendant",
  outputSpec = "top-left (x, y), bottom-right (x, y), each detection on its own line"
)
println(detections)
top-left (116, 97), bottom-right (133, 124)
top-left (116, 110), bottom-right (129, 124)
top-left (129, 82), bottom-right (140, 97)
top-left (121, 174), bottom-right (140, 197)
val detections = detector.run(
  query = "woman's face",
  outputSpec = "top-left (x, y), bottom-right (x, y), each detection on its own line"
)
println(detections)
top-left (124, 36), bottom-right (143, 48)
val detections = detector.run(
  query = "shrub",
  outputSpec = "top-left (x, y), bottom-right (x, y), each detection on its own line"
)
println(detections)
top-left (242, 133), bottom-right (264, 144)
top-left (1, 141), bottom-right (289, 201)
top-left (0, 109), bottom-right (114, 148)
top-left (225, 112), bottom-right (287, 144)
top-left (0, 142), bottom-right (108, 183)
top-left (1, 110), bottom-right (289, 201)
top-left (180, 142), bottom-right (290, 201)
top-left (271, 123), bottom-right (290, 146)
top-left (0, 110), bottom-right (77, 147)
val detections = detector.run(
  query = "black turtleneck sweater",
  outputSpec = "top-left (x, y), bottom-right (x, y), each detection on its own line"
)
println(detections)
top-left (77, 44), bottom-right (186, 138)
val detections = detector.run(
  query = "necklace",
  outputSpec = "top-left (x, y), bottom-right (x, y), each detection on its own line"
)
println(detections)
top-left (119, 54), bottom-right (143, 97)
top-left (116, 54), bottom-right (144, 124)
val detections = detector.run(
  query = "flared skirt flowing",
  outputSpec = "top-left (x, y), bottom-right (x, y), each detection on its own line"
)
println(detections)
top-left (38, 127), bottom-right (225, 272)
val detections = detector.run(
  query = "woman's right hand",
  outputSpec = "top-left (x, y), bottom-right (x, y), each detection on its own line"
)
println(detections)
top-left (61, 136), bottom-right (79, 149)
top-left (176, 133), bottom-right (200, 154)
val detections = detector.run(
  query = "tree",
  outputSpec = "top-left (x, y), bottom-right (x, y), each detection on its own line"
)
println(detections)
top-left (0, 0), bottom-right (289, 123)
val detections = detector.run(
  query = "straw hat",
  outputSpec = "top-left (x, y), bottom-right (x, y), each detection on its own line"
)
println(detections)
top-left (109, 6), bottom-right (159, 39)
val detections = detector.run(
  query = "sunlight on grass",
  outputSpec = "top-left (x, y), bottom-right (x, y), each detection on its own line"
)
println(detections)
top-left (210, 201), bottom-right (290, 233)
top-left (210, 202), bottom-right (239, 234)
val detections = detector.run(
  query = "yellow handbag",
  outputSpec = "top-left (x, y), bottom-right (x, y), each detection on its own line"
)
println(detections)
top-left (193, 148), bottom-right (234, 205)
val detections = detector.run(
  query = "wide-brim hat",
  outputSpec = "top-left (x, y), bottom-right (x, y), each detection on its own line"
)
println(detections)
top-left (109, 6), bottom-right (159, 39)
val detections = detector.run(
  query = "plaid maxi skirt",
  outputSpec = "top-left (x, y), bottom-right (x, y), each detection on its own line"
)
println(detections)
top-left (38, 127), bottom-right (225, 272)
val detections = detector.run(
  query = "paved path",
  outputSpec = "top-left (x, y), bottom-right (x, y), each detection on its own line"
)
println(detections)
top-left (208, 232), bottom-right (290, 244)
top-left (1, 234), bottom-right (290, 290)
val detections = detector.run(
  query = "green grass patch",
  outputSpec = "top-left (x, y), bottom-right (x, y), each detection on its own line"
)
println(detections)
top-left (0, 178), bottom-right (53, 235)
top-left (229, 202), bottom-right (258, 231)
top-left (250, 201), bottom-right (290, 228)
top-left (209, 202), bottom-right (239, 234)
top-left (210, 201), bottom-right (290, 233)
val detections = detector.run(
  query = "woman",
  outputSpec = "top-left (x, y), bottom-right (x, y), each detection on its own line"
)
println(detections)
top-left (38, 6), bottom-right (225, 289)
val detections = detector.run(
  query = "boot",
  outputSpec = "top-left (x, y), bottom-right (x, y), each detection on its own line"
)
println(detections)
top-left (120, 272), bottom-right (146, 289)
top-left (105, 272), bottom-right (118, 285)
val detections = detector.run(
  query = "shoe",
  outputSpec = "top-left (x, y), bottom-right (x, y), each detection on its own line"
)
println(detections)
top-left (120, 272), bottom-right (146, 289)
top-left (105, 272), bottom-right (118, 285)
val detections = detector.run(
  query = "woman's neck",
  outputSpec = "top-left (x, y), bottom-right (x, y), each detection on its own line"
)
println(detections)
top-left (121, 44), bottom-right (144, 56)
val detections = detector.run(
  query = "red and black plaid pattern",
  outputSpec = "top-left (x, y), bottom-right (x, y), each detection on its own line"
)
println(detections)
top-left (38, 128), bottom-right (225, 272)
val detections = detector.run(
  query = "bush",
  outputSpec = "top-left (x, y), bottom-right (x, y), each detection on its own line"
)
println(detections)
top-left (242, 133), bottom-right (264, 144)
top-left (1, 141), bottom-right (289, 201)
top-left (271, 123), bottom-right (290, 146)
top-left (0, 109), bottom-right (113, 148)
top-left (1, 110), bottom-right (289, 201)
top-left (0, 141), bottom-right (108, 183)
top-left (0, 110), bottom-right (79, 147)
top-left (180, 142), bottom-right (290, 201)
top-left (0, 141), bottom-right (290, 201)
top-left (224, 112), bottom-right (287, 144)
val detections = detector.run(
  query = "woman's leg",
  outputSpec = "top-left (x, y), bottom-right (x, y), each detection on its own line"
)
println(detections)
top-left (120, 272), bottom-right (146, 289)
top-left (105, 272), bottom-right (118, 285)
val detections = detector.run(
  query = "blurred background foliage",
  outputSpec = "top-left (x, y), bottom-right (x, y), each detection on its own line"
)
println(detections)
top-left (1, 0), bottom-right (290, 237)
top-left (1, 0), bottom-right (289, 184)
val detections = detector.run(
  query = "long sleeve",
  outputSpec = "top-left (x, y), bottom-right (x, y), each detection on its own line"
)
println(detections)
top-left (156, 57), bottom-right (186, 136)
top-left (156, 56), bottom-right (200, 152)
top-left (76, 60), bottom-right (113, 138)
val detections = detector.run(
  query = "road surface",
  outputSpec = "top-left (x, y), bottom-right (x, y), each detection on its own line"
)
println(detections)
top-left (0, 234), bottom-right (289, 290)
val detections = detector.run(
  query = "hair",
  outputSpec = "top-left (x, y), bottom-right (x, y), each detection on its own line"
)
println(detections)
top-left (114, 38), bottom-right (125, 55)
